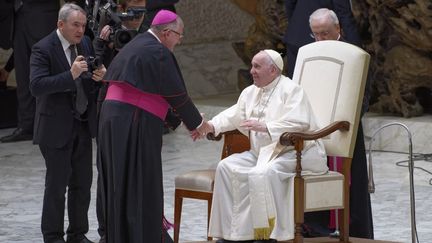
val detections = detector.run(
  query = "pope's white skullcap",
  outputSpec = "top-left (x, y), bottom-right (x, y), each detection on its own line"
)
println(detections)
top-left (263, 49), bottom-right (283, 71)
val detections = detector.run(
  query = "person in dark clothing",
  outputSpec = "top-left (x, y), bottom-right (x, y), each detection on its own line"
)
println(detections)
top-left (97, 10), bottom-right (211, 243)
top-left (0, 0), bottom-right (59, 143)
top-left (138, 0), bottom-right (181, 134)
top-left (29, 3), bottom-right (106, 243)
top-left (283, 0), bottom-right (361, 79)
top-left (307, 8), bottom-right (373, 239)
top-left (92, 1), bottom-right (149, 242)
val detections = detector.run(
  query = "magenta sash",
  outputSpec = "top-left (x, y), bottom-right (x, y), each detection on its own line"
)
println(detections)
top-left (105, 82), bottom-right (170, 120)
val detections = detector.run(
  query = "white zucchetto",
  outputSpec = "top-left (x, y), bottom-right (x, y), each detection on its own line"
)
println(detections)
top-left (263, 49), bottom-right (284, 71)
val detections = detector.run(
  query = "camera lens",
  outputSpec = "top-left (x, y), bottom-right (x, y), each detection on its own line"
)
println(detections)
top-left (118, 31), bottom-right (132, 44)
top-left (114, 30), bottom-right (137, 49)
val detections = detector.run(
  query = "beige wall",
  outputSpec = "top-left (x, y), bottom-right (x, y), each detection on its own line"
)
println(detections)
top-left (176, 0), bottom-right (253, 44)
top-left (175, 0), bottom-right (254, 98)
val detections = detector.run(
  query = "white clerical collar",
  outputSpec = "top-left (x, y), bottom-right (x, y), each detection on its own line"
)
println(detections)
top-left (262, 75), bottom-right (282, 91)
top-left (148, 29), bottom-right (161, 43)
top-left (56, 29), bottom-right (74, 52)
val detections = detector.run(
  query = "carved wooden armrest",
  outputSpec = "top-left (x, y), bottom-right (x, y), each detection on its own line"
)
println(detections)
top-left (279, 121), bottom-right (350, 146)
top-left (279, 120), bottom-right (350, 177)
top-left (206, 130), bottom-right (243, 141)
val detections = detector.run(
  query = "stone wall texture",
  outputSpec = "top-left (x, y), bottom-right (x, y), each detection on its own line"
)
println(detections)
top-left (352, 0), bottom-right (432, 117)
top-left (2, 0), bottom-right (431, 114)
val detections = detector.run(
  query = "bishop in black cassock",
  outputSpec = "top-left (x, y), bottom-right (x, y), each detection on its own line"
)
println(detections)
top-left (97, 10), bottom-right (207, 243)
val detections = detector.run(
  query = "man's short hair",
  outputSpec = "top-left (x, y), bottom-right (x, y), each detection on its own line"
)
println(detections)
top-left (58, 3), bottom-right (86, 22)
top-left (309, 8), bottom-right (339, 26)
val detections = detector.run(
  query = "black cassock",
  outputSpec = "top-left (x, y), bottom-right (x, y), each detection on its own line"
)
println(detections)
top-left (98, 32), bottom-right (202, 243)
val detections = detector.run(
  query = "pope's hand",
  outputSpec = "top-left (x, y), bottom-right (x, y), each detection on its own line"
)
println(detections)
top-left (240, 119), bottom-right (267, 133)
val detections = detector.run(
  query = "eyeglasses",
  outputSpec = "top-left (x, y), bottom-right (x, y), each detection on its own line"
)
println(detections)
top-left (166, 29), bottom-right (184, 38)
top-left (309, 31), bottom-right (330, 39)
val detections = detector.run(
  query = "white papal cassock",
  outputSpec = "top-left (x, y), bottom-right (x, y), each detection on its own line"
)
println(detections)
top-left (208, 75), bottom-right (328, 241)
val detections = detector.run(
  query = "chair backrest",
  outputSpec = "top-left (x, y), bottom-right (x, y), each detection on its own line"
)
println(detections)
top-left (292, 40), bottom-right (370, 158)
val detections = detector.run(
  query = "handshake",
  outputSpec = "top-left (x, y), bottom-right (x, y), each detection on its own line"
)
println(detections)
top-left (190, 119), bottom-right (214, 141)
top-left (189, 117), bottom-right (268, 141)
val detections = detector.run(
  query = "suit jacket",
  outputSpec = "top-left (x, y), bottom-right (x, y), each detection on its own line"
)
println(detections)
top-left (29, 30), bottom-right (100, 148)
top-left (283, 0), bottom-right (361, 48)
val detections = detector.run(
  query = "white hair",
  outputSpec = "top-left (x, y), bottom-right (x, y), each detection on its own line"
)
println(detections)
top-left (309, 8), bottom-right (339, 26)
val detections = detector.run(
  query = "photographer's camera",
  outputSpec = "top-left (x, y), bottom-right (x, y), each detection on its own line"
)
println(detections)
top-left (81, 56), bottom-right (102, 79)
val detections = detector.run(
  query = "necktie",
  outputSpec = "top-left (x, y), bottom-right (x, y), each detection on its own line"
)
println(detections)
top-left (69, 45), bottom-right (87, 114)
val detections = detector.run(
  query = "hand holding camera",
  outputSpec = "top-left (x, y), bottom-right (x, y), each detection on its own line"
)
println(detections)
top-left (70, 56), bottom-right (88, 80)
top-left (91, 64), bottom-right (106, 82)
top-left (70, 55), bottom-right (105, 81)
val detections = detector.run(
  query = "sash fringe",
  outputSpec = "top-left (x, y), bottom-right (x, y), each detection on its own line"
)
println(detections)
top-left (253, 217), bottom-right (275, 240)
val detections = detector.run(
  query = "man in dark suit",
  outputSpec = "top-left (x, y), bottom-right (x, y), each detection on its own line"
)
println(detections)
top-left (0, 0), bottom-right (60, 143)
top-left (307, 8), bottom-right (373, 239)
top-left (29, 3), bottom-right (106, 243)
top-left (283, 0), bottom-right (361, 79)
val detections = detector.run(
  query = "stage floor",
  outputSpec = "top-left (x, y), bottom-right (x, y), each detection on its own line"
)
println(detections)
top-left (1, 101), bottom-right (431, 242)
top-left (188, 237), bottom-right (401, 243)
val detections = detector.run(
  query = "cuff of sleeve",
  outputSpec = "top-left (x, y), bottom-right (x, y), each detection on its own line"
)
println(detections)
top-left (209, 120), bottom-right (220, 136)
top-left (195, 119), bottom-right (204, 129)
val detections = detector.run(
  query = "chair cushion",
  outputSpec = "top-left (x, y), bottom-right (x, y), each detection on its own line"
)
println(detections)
top-left (304, 171), bottom-right (344, 212)
top-left (175, 169), bottom-right (215, 192)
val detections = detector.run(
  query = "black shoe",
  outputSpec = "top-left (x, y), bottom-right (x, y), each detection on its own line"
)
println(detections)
top-left (66, 236), bottom-right (94, 243)
top-left (0, 128), bottom-right (32, 143)
top-left (51, 240), bottom-right (66, 243)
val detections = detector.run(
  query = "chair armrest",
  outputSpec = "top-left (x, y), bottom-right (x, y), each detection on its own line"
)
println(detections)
top-left (280, 121), bottom-right (350, 146)
top-left (206, 133), bottom-right (222, 141)
top-left (206, 130), bottom-right (244, 141)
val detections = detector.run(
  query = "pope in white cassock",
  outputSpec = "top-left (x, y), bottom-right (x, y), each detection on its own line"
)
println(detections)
top-left (207, 49), bottom-right (329, 242)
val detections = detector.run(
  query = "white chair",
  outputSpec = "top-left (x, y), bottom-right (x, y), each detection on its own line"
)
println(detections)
top-left (280, 40), bottom-right (370, 243)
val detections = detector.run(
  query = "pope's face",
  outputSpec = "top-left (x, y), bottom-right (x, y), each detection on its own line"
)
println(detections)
top-left (250, 52), bottom-right (274, 88)
top-left (58, 10), bottom-right (87, 44)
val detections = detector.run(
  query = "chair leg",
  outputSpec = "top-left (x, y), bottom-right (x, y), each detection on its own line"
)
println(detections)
top-left (207, 197), bottom-right (213, 241)
top-left (339, 208), bottom-right (350, 242)
top-left (174, 190), bottom-right (183, 243)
